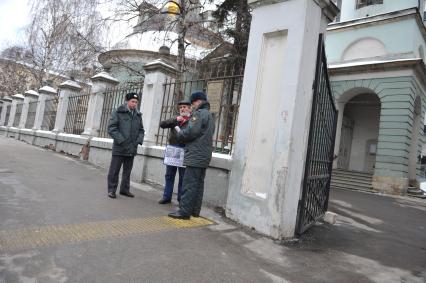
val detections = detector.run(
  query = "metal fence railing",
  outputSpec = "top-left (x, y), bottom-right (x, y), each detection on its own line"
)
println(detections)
top-left (64, 91), bottom-right (90, 135)
top-left (41, 97), bottom-right (59, 131)
top-left (25, 101), bottom-right (38, 129)
top-left (4, 105), bottom-right (11, 126)
top-left (156, 61), bottom-right (244, 154)
top-left (98, 81), bottom-right (144, 138)
top-left (13, 103), bottom-right (23, 127)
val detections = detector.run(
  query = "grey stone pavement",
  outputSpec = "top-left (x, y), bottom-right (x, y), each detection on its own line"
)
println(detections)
top-left (0, 135), bottom-right (425, 283)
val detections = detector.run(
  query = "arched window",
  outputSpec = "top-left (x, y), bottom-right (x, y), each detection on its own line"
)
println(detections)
top-left (356, 0), bottom-right (383, 9)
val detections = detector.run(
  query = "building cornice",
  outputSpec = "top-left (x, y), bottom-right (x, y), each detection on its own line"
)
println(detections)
top-left (328, 8), bottom-right (419, 31)
top-left (247, 0), bottom-right (338, 21)
top-left (329, 58), bottom-right (426, 88)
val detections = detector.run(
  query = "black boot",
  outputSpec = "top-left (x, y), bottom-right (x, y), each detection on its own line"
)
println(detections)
top-left (168, 211), bottom-right (190, 220)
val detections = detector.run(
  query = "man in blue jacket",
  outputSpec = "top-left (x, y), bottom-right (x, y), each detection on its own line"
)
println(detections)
top-left (168, 91), bottom-right (215, 219)
top-left (107, 92), bottom-right (145, 199)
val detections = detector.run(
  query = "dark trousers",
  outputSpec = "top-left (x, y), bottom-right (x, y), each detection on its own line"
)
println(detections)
top-left (162, 165), bottom-right (185, 202)
top-left (179, 166), bottom-right (206, 216)
top-left (107, 155), bottom-right (135, 194)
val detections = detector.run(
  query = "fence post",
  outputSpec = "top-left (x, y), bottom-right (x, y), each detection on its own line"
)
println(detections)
top-left (0, 97), bottom-right (12, 126)
top-left (34, 86), bottom-right (57, 130)
top-left (19, 90), bottom-right (39, 129)
top-left (52, 80), bottom-right (81, 133)
top-left (82, 72), bottom-right (119, 137)
top-left (8, 94), bottom-right (24, 127)
top-left (141, 59), bottom-right (178, 146)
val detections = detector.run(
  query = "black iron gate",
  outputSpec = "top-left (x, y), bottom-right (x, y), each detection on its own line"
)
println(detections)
top-left (296, 34), bottom-right (338, 235)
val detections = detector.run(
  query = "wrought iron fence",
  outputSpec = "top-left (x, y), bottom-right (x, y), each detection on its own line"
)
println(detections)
top-left (64, 91), bottom-right (90, 135)
top-left (13, 103), bottom-right (23, 127)
top-left (42, 97), bottom-right (59, 131)
top-left (4, 105), bottom-right (11, 126)
top-left (156, 62), bottom-right (244, 154)
top-left (98, 81), bottom-right (144, 138)
top-left (25, 101), bottom-right (38, 129)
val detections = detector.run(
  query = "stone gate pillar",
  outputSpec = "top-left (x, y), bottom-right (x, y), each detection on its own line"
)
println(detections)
top-left (0, 97), bottom-right (12, 126)
top-left (33, 86), bottom-right (57, 130)
top-left (8, 94), bottom-right (24, 127)
top-left (19, 90), bottom-right (39, 129)
top-left (140, 59), bottom-right (178, 146)
top-left (53, 80), bottom-right (81, 133)
top-left (82, 72), bottom-right (119, 137)
top-left (226, 0), bottom-right (338, 239)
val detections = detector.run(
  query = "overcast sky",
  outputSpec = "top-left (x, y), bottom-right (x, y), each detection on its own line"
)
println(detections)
top-left (0, 0), bottom-right (131, 51)
top-left (0, 0), bottom-right (30, 50)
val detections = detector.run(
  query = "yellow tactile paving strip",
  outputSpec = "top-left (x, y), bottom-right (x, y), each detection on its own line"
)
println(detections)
top-left (0, 216), bottom-right (213, 252)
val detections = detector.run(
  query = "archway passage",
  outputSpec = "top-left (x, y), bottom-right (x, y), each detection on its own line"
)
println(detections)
top-left (338, 93), bottom-right (381, 173)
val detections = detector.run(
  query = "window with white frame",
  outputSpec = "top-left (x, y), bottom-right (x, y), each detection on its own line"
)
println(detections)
top-left (356, 0), bottom-right (383, 9)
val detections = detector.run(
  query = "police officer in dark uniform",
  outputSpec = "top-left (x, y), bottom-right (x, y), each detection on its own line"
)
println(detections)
top-left (168, 91), bottom-right (215, 219)
top-left (107, 92), bottom-right (145, 199)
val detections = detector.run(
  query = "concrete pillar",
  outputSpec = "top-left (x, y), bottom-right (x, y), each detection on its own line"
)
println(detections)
top-left (141, 59), bottom-right (178, 146)
top-left (0, 97), bottom-right (12, 126)
top-left (226, 0), bottom-right (338, 239)
top-left (33, 86), bottom-right (57, 130)
top-left (52, 80), bottom-right (82, 133)
top-left (82, 72), bottom-right (119, 137)
top-left (19, 90), bottom-right (39, 129)
top-left (8, 94), bottom-right (25, 127)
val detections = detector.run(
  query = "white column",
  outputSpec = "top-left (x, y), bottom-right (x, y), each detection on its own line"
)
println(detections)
top-left (333, 102), bottom-right (345, 168)
top-left (226, 0), bottom-right (338, 239)
top-left (19, 90), bottom-right (39, 128)
top-left (0, 97), bottom-right (12, 126)
top-left (52, 80), bottom-right (82, 133)
top-left (33, 86), bottom-right (57, 130)
top-left (8, 94), bottom-right (25, 127)
top-left (82, 72), bottom-right (119, 137)
top-left (140, 59), bottom-right (178, 146)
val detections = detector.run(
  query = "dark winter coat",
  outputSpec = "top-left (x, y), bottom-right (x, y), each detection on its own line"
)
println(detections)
top-left (159, 116), bottom-right (190, 146)
top-left (107, 104), bottom-right (145, 156)
top-left (176, 101), bottom-right (215, 168)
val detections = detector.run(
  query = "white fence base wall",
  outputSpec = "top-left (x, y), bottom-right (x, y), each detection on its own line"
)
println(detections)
top-left (6, 127), bottom-right (20, 139)
top-left (55, 133), bottom-right (89, 157)
top-left (19, 129), bottom-right (36, 144)
top-left (2, 133), bottom-right (231, 208)
top-left (34, 131), bottom-right (57, 148)
top-left (0, 126), bottom-right (6, 135)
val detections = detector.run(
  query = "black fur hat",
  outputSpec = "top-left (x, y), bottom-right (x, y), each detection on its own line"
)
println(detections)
top-left (125, 92), bottom-right (139, 101)
top-left (189, 91), bottom-right (207, 103)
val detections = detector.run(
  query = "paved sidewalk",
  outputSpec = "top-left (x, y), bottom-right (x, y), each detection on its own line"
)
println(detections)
top-left (0, 136), bottom-right (425, 283)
